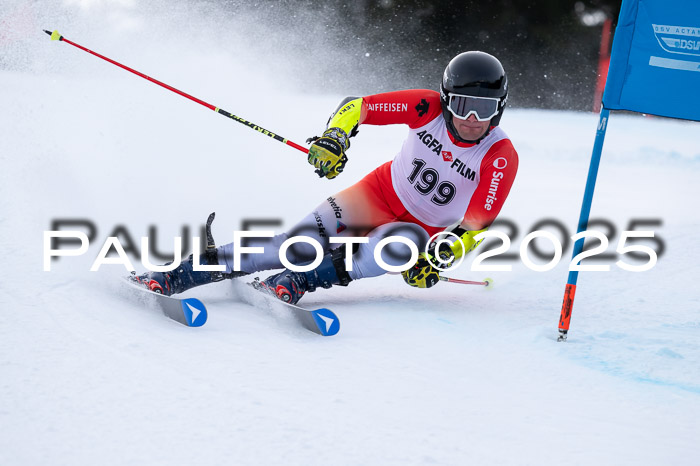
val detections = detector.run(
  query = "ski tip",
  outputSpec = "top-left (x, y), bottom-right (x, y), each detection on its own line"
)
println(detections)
top-left (311, 308), bottom-right (340, 336)
top-left (181, 298), bottom-right (208, 327)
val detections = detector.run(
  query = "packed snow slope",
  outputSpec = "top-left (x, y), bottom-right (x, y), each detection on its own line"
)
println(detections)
top-left (1, 2), bottom-right (700, 465)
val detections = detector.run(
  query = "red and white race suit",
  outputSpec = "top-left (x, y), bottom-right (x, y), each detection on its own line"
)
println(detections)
top-left (218, 89), bottom-right (519, 278)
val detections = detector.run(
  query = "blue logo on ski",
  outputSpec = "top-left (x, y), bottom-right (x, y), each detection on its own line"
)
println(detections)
top-left (310, 308), bottom-right (339, 336)
top-left (181, 298), bottom-right (207, 327)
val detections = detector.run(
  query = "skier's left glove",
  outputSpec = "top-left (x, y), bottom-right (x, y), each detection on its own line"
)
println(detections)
top-left (402, 252), bottom-right (443, 289)
top-left (306, 128), bottom-right (350, 179)
top-left (403, 227), bottom-right (489, 288)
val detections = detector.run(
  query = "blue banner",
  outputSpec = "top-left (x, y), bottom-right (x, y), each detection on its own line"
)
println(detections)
top-left (603, 0), bottom-right (700, 121)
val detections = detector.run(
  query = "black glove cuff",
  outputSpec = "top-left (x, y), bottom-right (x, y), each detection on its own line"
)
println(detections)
top-left (323, 127), bottom-right (350, 151)
top-left (313, 137), bottom-right (343, 156)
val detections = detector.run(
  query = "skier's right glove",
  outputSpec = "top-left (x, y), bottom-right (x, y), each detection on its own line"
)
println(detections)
top-left (307, 128), bottom-right (350, 179)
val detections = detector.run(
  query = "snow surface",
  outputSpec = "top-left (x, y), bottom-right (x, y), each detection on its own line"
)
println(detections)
top-left (1, 1), bottom-right (700, 465)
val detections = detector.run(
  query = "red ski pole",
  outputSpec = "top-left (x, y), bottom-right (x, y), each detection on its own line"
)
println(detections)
top-left (43, 30), bottom-right (309, 155)
top-left (440, 276), bottom-right (493, 288)
top-left (389, 271), bottom-right (493, 288)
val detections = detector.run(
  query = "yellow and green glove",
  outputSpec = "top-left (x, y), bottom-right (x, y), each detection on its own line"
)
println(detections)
top-left (402, 227), bottom-right (488, 288)
top-left (307, 128), bottom-right (350, 179)
top-left (401, 252), bottom-right (442, 288)
top-left (307, 97), bottom-right (363, 179)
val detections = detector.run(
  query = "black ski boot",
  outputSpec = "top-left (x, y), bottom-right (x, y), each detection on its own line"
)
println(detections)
top-left (131, 212), bottom-right (246, 296)
top-left (133, 253), bottom-right (220, 296)
top-left (258, 247), bottom-right (352, 304)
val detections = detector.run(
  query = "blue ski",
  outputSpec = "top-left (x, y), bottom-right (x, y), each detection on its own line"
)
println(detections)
top-left (124, 279), bottom-right (208, 327)
top-left (246, 280), bottom-right (340, 336)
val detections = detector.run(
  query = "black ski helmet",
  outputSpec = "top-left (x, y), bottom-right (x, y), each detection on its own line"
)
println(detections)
top-left (440, 51), bottom-right (508, 144)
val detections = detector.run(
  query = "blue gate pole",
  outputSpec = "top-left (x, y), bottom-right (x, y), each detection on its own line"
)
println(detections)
top-left (557, 107), bottom-right (611, 341)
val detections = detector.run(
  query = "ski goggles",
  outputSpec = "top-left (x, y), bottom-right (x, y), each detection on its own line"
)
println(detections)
top-left (446, 94), bottom-right (501, 121)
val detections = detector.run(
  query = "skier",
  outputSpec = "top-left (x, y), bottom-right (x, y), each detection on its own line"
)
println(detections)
top-left (134, 51), bottom-right (519, 304)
